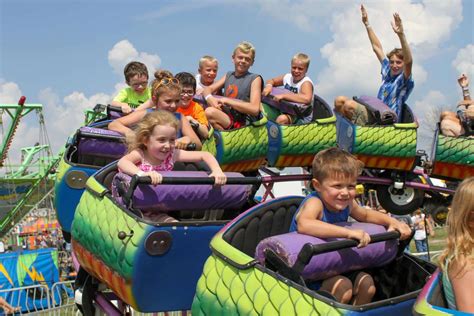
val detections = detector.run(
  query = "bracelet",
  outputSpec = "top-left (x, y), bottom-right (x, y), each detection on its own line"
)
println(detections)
top-left (204, 94), bottom-right (212, 101)
top-left (365, 24), bottom-right (371, 28)
top-left (136, 171), bottom-right (145, 177)
top-left (265, 83), bottom-right (273, 87)
top-left (462, 87), bottom-right (469, 91)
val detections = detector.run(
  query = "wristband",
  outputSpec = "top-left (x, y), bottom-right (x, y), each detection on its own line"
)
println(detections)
top-left (266, 83), bottom-right (273, 87)
top-left (204, 94), bottom-right (212, 101)
top-left (365, 24), bottom-right (371, 28)
top-left (462, 87), bottom-right (470, 91)
top-left (136, 171), bottom-right (145, 177)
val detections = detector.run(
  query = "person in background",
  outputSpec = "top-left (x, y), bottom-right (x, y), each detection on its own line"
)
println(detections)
top-left (195, 55), bottom-right (219, 95)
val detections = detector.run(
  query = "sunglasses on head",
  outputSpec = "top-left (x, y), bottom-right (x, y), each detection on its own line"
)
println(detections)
top-left (157, 77), bottom-right (179, 88)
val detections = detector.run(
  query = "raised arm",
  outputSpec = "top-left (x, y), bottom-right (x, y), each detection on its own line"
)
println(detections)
top-left (458, 74), bottom-right (471, 101)
top-left (361, 4), bottom-right (385, 63)
top-left (392, 13), bottom-right (413, 79)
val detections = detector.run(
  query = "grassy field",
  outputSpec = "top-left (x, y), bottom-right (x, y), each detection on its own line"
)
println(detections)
top-left (409, 225), bottom-right (447, 264)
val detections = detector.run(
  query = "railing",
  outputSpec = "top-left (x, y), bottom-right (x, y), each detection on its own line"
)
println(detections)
top-left (0, 281), bottom-right (76, 315)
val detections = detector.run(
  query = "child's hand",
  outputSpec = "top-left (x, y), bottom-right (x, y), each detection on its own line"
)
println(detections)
top-left (388, 220), bottom-right (412, 240)
top-left (273, 94), bottom-right (284, 102)
top-left (458, 74), bottom-right (469, 88)
top-left (348, 229), bottom-right (371, 248)
top-left (361, 4), bottom-right (369, 26)
top-left (145, 171), bottom-right (163, 185)
top-left (216, 98), bottom-right (227, 110)
top-left (209, 171), bottom-right (227, 186)
top-left (262, 85), bottom-right (272, 96)
top-left (121, 104), bottom-right (133, 114)
top-left (391, 13), bottom-right (404, 35)
top-left (176, 136), bottom-right (191, 149)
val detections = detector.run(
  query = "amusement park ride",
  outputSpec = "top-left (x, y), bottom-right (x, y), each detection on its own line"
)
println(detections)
top-left (2, 91), bottom-right (473, 315)
top-left (0, 97), bottom-right (60, 239)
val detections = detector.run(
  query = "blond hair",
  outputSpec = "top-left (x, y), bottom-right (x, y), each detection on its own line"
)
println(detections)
top-left (126, 110), bottom-right (179, 152)
top-left (233, 41), bottom-right (256, 61)
top-left (292, 53), bottom-right (310, 68)
top-left (439, 177), bottom-right (474, 275)
top-left (150, 69), bottom-right (181, 101)
top-left (198, 55), bottom-right (218, 69)
top-left (312, 147), bottom-right (364, 182)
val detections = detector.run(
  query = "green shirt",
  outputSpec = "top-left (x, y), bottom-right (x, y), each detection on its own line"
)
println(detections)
top-left (113, 87), bottom-right (151, 108)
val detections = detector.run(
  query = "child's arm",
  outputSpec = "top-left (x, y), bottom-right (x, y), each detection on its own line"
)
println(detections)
top-left (458, 74), bottom-right (471, 101)
top-left (296, 198), bottom-right (371, 247)
top-left (262, 75), bottom-right (284, 96)
top-left (361, 4), bottom-right (385, 63)
top-left (350, 201), bottom-right (412, 240)
top-left (175, 150), bottom-right (226, 185)
top-left (117, 150), bottom-right (162, 184)
top-left (178, 116), bottom-right (202, 150)
top-left (274, 81), bottom-right (313, 105)
top-left (451, 261), bottom-right (474, 313)
top-left (111, 89), bottom-right (133, 113)
top-left (392, 13), bottom-right (413, 79)
top-left (218, 76), bottom-right (262, 117)
top-left (203, 75), bottom-right (226, 108)
top-left (108, 110), bottom-right (146, 137)
top-left (135, 99), bottom-right (154, 111)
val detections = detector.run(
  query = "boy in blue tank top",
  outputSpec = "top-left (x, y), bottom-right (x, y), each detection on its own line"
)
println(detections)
top-left (291, 147), bottom-right (411, 305)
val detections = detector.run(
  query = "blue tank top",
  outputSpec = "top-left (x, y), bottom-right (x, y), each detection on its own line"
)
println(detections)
top-left (145, 109), bottom-right (182, 138)
top-left (289, 191), bottom-right (350, 232)
top-left (442, 258), bottom-right (457, 310)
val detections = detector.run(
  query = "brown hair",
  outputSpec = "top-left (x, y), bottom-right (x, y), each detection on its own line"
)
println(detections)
top-left (126, 110), bottom-right (179, 152)
top-left (387, 48), bottom-right (404, 60)
top-left (312, 147), bottom-right (364, 182)
top-left (150, 70), bottom-right (181, 101)
top-left (439, 177), bottom-right (474, 275)
top-left (124, 61), bottom-right (149, 83)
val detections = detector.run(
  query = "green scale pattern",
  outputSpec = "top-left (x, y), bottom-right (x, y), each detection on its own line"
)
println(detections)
top-left (71, 181), bottom-right (147, 279)
top-left (192, 254), bottom-right (342, 315)
top-left (353, 126), bottom-right (416, 157)
top-left (279, 122), bottom-right (337, 156)
top-left (219, 125), bottom-right (269, 165)
top-left (435, 134), bottom-right (474, 165)
top-left (202, 136), bottom-right (217, 157)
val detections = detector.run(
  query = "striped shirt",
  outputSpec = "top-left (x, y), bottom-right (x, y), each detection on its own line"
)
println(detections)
top-left (377, 58), bottom-right (414, 120)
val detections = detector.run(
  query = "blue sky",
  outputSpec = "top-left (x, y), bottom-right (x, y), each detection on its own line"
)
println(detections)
top-left (1, 0), bottom-right (473, 168)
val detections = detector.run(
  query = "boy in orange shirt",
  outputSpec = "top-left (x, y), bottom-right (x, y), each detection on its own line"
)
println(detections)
top-left (175, 72), bottom-right (210, 139)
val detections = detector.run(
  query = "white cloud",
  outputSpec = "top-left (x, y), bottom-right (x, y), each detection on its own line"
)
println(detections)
top-left (108, 40), bottom-right (162, 77)
top-left (0, 80), bottom-right (22, 104)
top-left (452, 44), bottom-right (474, 79)
top-left (313, 0), bottom-right (462, 102)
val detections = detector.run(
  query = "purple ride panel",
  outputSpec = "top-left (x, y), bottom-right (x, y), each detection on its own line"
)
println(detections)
top-left (77, 126), bottom-right (127, 158)
top-left (255, 222), bottom-right (398, 281)
top-left (356, 95), bottom-right (398, 124)
top-left (112, 171), bottom-right (252, 212)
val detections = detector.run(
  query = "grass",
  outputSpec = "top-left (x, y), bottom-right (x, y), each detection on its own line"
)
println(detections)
top-left (409, 225), bottom-right (447, 263)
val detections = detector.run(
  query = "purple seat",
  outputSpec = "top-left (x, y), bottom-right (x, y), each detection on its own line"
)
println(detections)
top-left (355, 95), bottom-right (398, 124)
top-left (112, 171), bottom-right (251, 212)
top-left (262, 87), bottom-right (307, 117)
top-left (255, 222), bottom-right (398, 281)
top-left (77, 126), bottom-right (126, 159)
